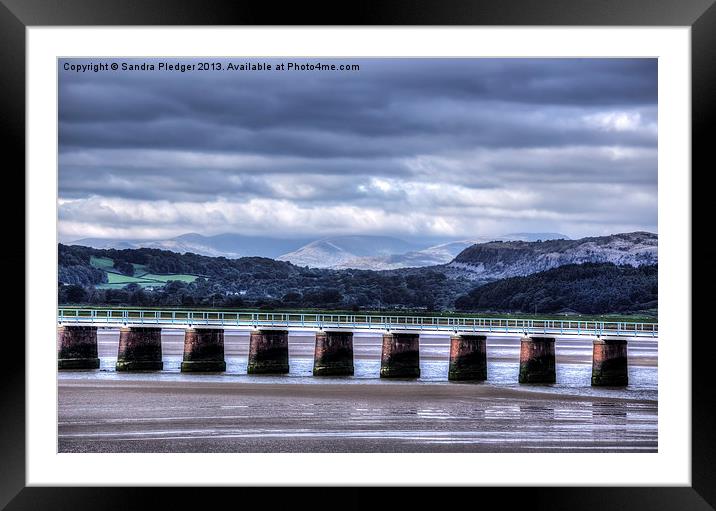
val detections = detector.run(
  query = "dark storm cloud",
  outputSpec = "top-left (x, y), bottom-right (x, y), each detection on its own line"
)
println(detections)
top-left (59, 59), bottom-right (657, 153)
top-left (59, 104), bottom-right (656, 158)
top-left (58, 58), bottom-right (657, 241)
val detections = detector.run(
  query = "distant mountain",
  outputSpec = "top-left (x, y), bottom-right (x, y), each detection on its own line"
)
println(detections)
top-left (277, 236), bottom-right (421, 268)
top-left (70, 231), bottom-right (572, 269)
top-left (332, 240), bottom-right (480, 270)
top-left (70, 238), bottom-right (138, 250)
top-left (448, 232), bottom-right (657, 281)
top-left (328, 233), bottom-right (570, 270)
top-left (70, 233), bottom-right (311, 259)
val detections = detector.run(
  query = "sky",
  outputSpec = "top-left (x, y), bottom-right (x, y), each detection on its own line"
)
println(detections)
top-left (58, 58), bottom-right (657, 243)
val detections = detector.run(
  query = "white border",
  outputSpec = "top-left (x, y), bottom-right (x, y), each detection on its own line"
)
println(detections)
top-left (27, 27), bottom-right (691, 486)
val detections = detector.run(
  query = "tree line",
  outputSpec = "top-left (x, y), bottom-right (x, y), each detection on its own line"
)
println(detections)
top-left (58, 244), bottom-right (473, 311)
top-left (454, 262), bottom-right (657, 314)
top-left (58, 244), bottom-right (657, 314)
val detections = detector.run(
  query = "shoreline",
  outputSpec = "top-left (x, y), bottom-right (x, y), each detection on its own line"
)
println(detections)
top-left (58, 377), bottom-right (656, 404)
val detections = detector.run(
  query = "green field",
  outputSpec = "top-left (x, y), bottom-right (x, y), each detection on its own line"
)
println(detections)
top-left (96, 273), bottom-right (200, 289)
top-left (90, 256), bottom-right (199, 289)
top-left (90, 256), bottom-right (115, 270)
top-left (140, 273), bottom-right (198, 283)
top-left (110, 272), bottom-right (151, 284)
top-left (131, 263), bottom-right (150, 275)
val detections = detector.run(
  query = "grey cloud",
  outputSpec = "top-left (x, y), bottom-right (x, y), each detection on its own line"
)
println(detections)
top-left (58, 58), bottom-right (658, 241)
top-left (59, 58), bottom-right (657, 149)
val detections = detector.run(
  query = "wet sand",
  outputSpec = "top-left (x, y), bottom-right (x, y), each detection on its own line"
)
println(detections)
top-left (58, 379), bottom-right (657, 453)
top-left (58, 331), bottom-right (658, 453)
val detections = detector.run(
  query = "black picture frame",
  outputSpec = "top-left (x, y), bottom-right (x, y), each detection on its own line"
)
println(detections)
top-left (2, 0), bottom-right (713, 509)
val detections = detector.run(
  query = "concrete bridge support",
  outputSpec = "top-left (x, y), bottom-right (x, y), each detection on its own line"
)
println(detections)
top-left (380, 333), bottom-right (420, 378)
top-left (116, 327), bottom-right (163, 371)
top-left (519, 336), bottom-right (556, 383)
top-left (313, 331), bottom-right (354, 376)
top-left (248, 329), bottom-right (289, 374)
top-left (591, 337), bottom-right (628, 386)
top-left (57, 325), bottom-right (100, 369)
top-left (448, 334), bottom-right (487, 381)
top-left (181, 328), bottom-right (226, 372)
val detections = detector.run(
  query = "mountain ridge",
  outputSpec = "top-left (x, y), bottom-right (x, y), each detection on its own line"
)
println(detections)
top-left (69, 231), bottom-right (569, 268)
top-left (279, 232), bottom-right (570, 269)
top-left (69, 233), bottom-right (313, 259)
top-left (276, 235), bottom-right (422, 268)
top-left (447, 231), bottom-right (657, 281)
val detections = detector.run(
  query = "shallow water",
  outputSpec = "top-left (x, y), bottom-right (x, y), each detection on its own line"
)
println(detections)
top-left (62, 330), bottom-right (657, 401)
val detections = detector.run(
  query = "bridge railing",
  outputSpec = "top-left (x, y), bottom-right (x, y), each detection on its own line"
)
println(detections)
top-left (57, 308), bottom-right (658, 337)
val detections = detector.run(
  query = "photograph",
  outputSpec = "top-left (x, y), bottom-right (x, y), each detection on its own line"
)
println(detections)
top-left (56, 56), bottom-right (659, 454)
top-left (2, 0), bottom-right (710, 504)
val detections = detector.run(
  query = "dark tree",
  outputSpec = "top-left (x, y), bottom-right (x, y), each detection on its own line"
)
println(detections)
top-left (113, 260), bottom-right (135, 276)
top-left (65, 284), bottom-right (88, 303)
top-left (455, 263), bottom-right (657, 314)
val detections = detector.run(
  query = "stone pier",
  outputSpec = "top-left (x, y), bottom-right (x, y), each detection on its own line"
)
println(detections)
top-left (591, 337), bottom-right (628, 386)
top-left (57, 325), bottom-right (100, 369)
top-left (448, 334), bottom-right (487, 381)
top-left (247, 329), bottom-right (289, 374)
top-left (116, 327), bottom-right (163, 371)
top-left (518, 336), bottom-right (556, 383)
top-left (380, 332), bottom-right (420, 378)
top-left (313, 331), bottom-right (354, 376)
top-left (181, 328), bottom-right (226, 372)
